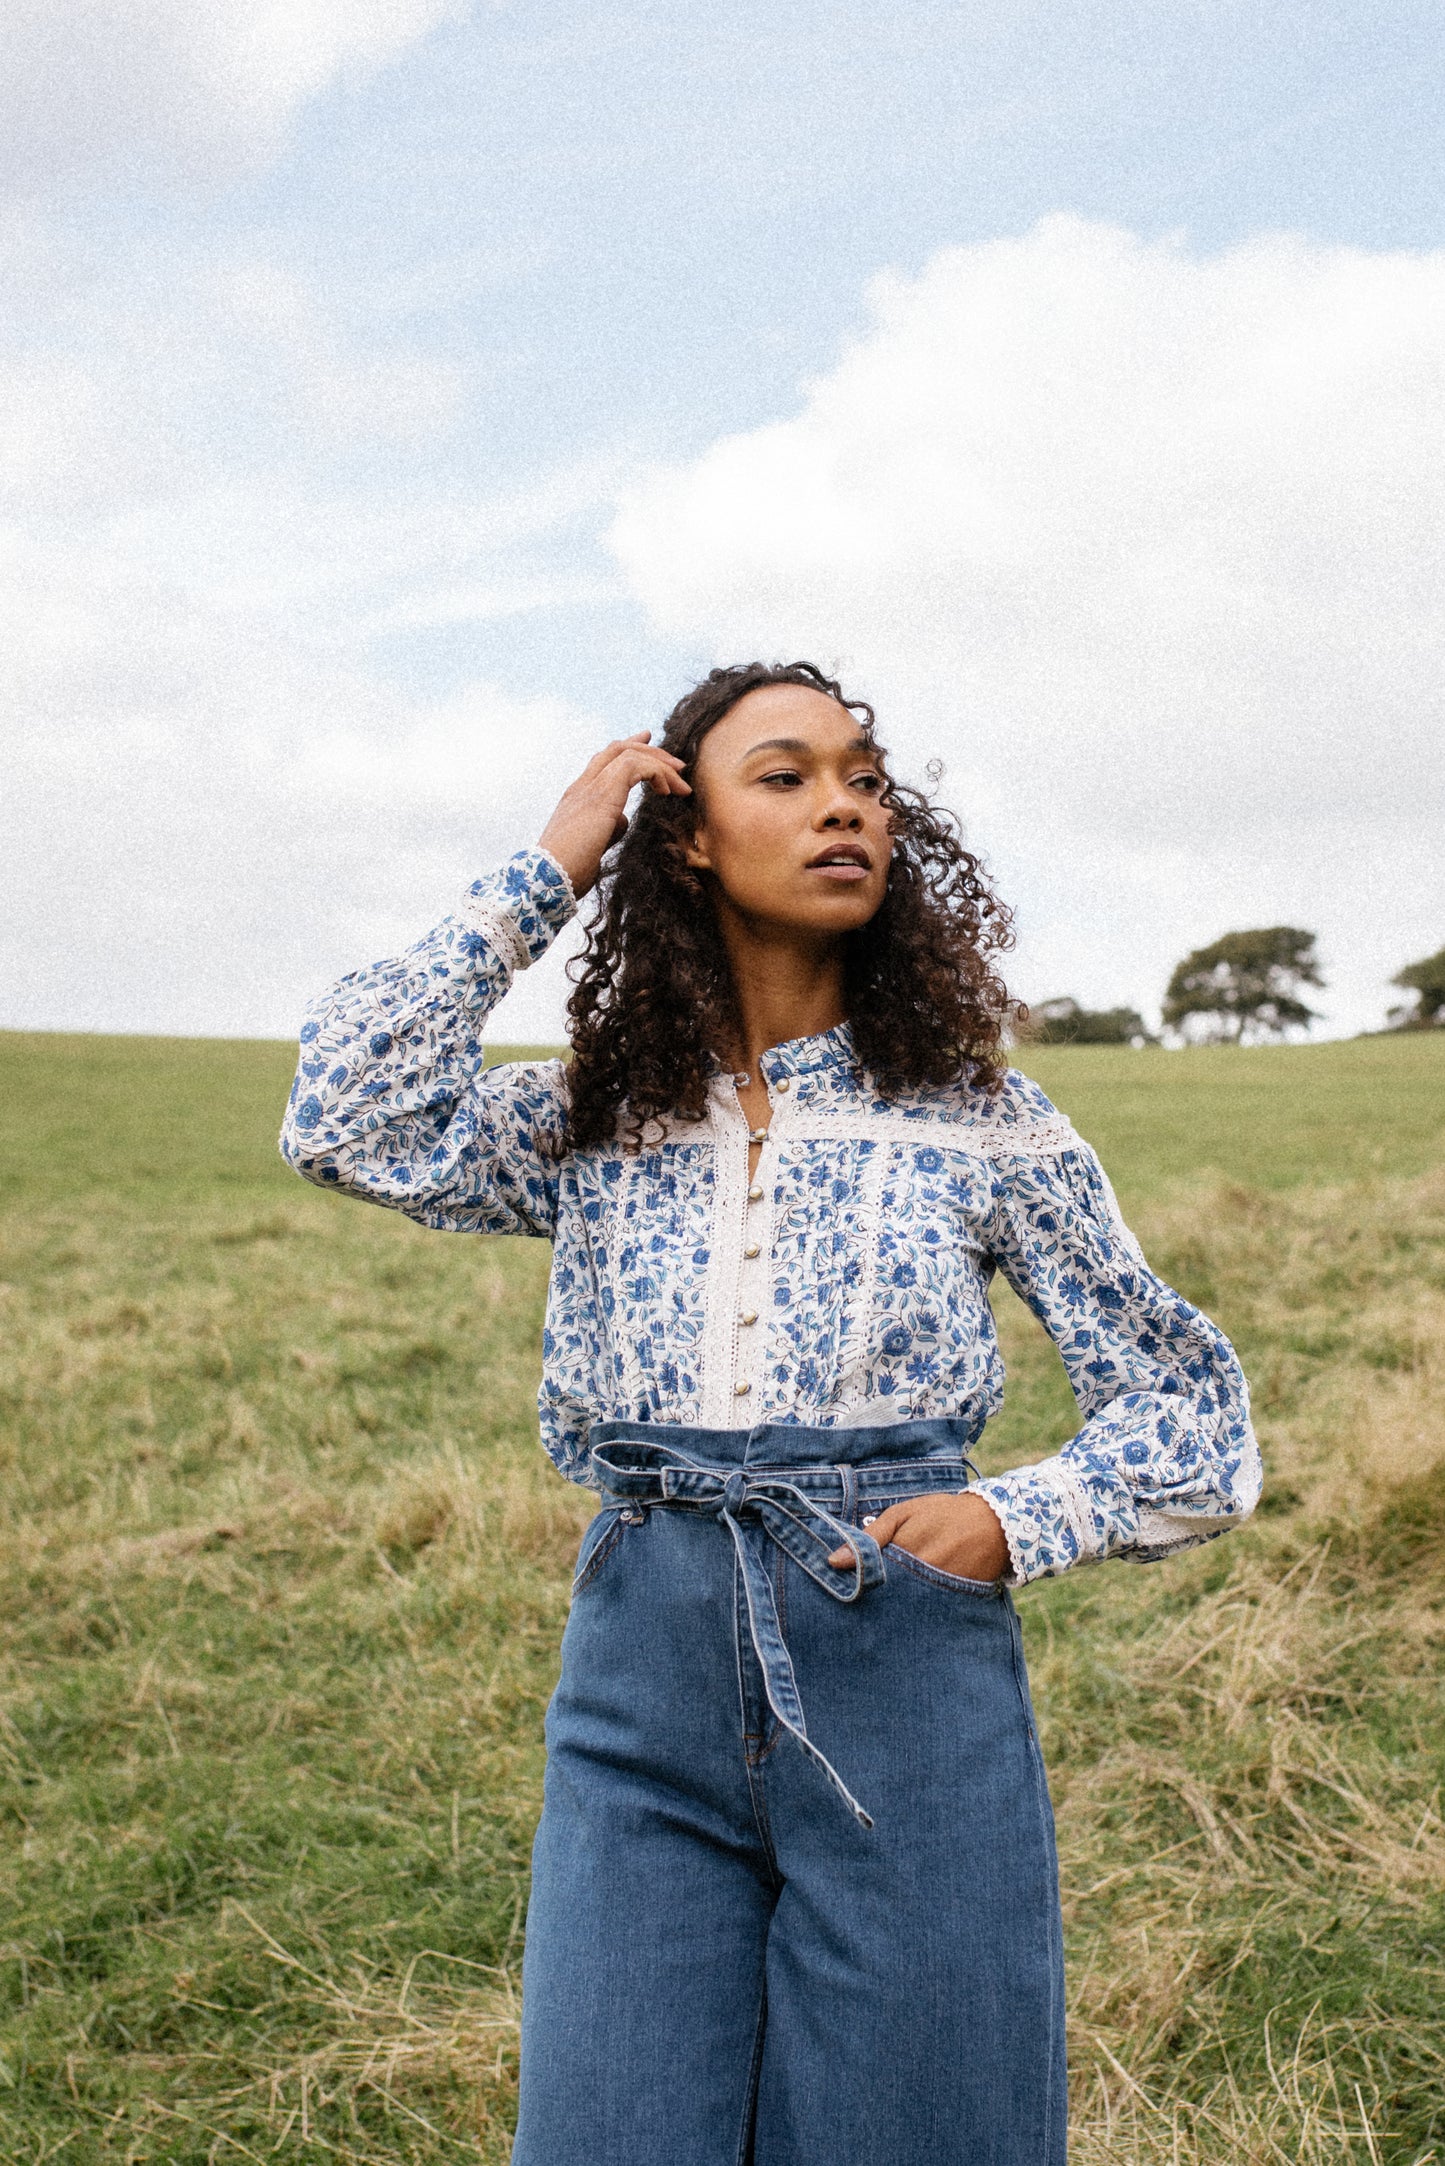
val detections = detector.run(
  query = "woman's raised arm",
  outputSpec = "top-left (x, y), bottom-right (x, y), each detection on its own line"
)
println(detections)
top-left (279, 848), bottom-right (577, 1236)
top-left (278, 735), bottom-right (691, 1237)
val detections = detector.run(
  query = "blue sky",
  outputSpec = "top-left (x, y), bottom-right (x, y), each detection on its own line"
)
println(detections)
top-left (4, 1), bottom-right (1443, 1041)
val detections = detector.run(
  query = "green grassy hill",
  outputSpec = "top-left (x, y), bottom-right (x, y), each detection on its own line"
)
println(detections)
top-left (1, 1029), bottom-right (1442, 2162)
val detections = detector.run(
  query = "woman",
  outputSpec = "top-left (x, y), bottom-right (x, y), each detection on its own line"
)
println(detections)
top-left (282, 661), bottom-right (1259, 2166)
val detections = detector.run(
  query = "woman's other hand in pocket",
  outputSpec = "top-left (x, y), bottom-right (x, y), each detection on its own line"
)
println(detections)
top-left (828, 1491), bottom-right (1010, 1581)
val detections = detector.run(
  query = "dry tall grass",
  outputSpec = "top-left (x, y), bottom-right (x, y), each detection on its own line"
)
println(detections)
top-left (1, 1032), bottom-right (1442, 2161)
top-left (1022, 1171), bottom-right (1445, 2166)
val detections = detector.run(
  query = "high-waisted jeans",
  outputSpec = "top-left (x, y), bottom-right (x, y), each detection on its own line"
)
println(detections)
top-left (512, 1417), bottom-right (1066, 2166)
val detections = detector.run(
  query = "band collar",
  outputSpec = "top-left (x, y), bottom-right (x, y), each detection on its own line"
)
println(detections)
top-left (705, 1021), bottom-right (858, 1095)
top-left (757, 1020), bottom-right (857, 1087)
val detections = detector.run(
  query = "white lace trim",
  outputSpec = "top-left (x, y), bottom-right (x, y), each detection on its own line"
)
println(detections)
top-left (1095, 1161), bottom-right (1148, 1266)
top-left (698, 1089), bottom-right (752, 1427)
top-left (767, 1107), bottom-right (1083, 1159)
top-left (1017, 1454), bottom-right (1102, 1563)
top-left (458, 897), bottom-right (531, 978)
top-left (970, 1113), bottom-right (1082, 1158)
top-left (1135, 1500), bottom-right (1238, 1548)
top-left (592, 1102), bottom-right (1087, 1163)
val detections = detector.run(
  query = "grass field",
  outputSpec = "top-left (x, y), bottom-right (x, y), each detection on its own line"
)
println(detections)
top-left (1, 1027), bottom-right (1443, 2163)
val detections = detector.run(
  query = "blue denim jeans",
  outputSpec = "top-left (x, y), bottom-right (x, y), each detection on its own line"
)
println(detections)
top-left (513, 1418), bottom-right (1066, 2166)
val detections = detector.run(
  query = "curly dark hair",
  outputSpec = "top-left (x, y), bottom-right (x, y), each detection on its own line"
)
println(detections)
top-left (563, 662), bottom-right (1015, 1150)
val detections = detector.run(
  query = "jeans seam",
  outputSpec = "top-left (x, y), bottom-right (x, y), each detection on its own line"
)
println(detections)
top-left (743, 1752), bottom-right (783, 1882)
top-left (733, 1981), bottom-right (768, 2166)
top-left (569, 1510), bottom-right (626, 1596)
top-left (1009, 1598), bottom-right (1066, 2157)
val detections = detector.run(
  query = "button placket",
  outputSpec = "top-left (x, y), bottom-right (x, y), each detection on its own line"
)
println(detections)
top-left (735, 1063), bottom-right (797, 1406)
top-left (700, 1077), bottom-right (773, 1427)
top-left (734, 1111), bottom-right (775, 1404)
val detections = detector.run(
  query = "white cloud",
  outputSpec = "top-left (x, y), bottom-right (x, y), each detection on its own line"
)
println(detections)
top-left (0, 0), bottom-right (466, 185)
top-left (0, 219), bottom-right (614, 1044)
top-left (0, 534), bottom-right (600, 1041)
top-left (610, 217), bottom-right (1445, 1033)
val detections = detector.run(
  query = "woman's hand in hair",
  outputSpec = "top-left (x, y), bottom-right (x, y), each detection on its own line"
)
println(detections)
top-left (828, 1491), bottom-right (1010, 1584)
top-left (539, 733), bottom-right (691, 898)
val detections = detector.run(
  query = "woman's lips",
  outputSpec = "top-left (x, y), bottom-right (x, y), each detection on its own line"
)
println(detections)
top-left (801, 844), bottom-right (870, 879)
top-left (806, 859), bottom-right (872, 881)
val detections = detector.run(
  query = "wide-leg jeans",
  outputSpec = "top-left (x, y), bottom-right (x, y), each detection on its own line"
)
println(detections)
top-left (513, 1417), bottom-right (1066, 2166)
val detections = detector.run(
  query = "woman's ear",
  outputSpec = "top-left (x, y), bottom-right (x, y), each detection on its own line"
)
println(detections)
top-left (682, 830), bottom-right (712, 872)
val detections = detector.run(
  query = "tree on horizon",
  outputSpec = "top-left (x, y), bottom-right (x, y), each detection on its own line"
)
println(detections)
top-left (1388, 945), bottom-right (1445, 1029)
top-left (1162, 928), bottom-right (1323, 1044)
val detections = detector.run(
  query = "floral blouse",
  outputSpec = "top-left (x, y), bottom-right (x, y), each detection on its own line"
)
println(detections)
top-left (280, 847), bottom-right (1260, 1584)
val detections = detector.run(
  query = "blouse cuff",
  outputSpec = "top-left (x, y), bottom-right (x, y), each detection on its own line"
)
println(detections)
top-left (459, 847), bottom-right (577, 973)
top-left (974, 1455), bottom-right (1104, 1585)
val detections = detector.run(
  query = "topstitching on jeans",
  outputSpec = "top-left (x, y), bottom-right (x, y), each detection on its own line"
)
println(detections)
top-left (883, 1546), bottom-right (1004, 1599)
top-left (734, 1979), bottom-right (769, 2166)
top-left (569, 1507), bottom-right (627, 1596)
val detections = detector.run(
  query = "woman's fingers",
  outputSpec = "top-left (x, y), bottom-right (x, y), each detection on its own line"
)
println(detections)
top-left (827, 1502), bottom-right (907, 1568)
top-left (577, 730), bottom-right (654, 777)
top-left (584, 733), bottom-right (688, 787)
top-left (578, 742), bottom-right (690, 811)
top-left (538, 735), bottom-right (691, 897)
top-left (605, 741), bottom-right (690, 794)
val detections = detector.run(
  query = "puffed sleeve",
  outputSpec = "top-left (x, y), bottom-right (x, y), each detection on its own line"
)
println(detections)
top-left (279, 847), bottom-right (576, 1239)
top-left (971, 1081), bottom-right (1261, 1584)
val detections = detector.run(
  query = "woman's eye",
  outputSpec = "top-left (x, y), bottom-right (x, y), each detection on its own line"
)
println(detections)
top-left (757, 768), bottom-right (881, 791)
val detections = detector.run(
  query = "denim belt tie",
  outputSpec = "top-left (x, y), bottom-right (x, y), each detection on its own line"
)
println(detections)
top-left (589, 1439), bottom-right (888, 1827)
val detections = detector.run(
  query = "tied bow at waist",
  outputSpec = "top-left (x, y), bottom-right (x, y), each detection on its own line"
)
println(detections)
top-left (589, 1439), bottom-right (894, 1827)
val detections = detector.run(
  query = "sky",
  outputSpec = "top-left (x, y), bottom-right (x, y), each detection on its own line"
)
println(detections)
top-left (3, 0), bottom-right (1443, 1046)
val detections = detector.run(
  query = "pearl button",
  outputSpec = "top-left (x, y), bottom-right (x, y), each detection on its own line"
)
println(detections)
top-left (740, 1310), bottom-right (757, 1325)
top-left (735, 1072), bottom-right (750, 1085)
top-left (750, 1128), bottom-right (770, 1145)
top-left (734, 1380), bottom-right (751, 1396)
top-left (774, 1078), bottom-right (790, 1093)
top-left (748, 1184), bottom-right (763, 1202)
top-left (744, 1243), bottom-right (760, 1258)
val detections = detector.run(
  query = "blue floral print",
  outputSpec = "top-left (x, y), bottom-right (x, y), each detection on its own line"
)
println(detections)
top-left (281, 847), bottom-right (1260, 1585)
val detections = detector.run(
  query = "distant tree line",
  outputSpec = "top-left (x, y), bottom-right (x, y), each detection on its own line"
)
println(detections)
top-left (1027, 997), bottom-right (1157, 1046)
top-left (1027, 931), bottom-right (1444, 1046)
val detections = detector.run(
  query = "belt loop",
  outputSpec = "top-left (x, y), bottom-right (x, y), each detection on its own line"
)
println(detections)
top-left (835, 1462), bottom-right (857, 1524)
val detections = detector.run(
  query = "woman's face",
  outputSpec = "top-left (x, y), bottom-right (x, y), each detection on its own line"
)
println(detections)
top-left (683, 684), bottom-right (893, 937)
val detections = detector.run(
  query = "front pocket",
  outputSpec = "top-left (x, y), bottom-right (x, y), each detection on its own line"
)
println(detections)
top-left (884, 1543), bottom-right (1003, 1599)
top-left (570, 1506), bottom-right (628, 1595)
